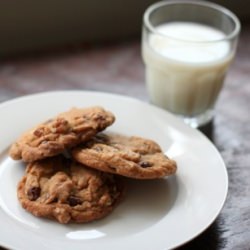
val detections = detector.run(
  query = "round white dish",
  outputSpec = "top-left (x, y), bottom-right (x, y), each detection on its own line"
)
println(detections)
top-left (0, 91), bottom-right (228, 250)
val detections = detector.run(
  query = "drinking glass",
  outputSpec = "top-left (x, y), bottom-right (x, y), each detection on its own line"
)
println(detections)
top-left (142, 0), bottom-right (240, 128)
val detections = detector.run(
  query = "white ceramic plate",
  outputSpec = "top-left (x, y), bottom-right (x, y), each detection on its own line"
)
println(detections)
top-left (0, 91), bottom-right (228, 250)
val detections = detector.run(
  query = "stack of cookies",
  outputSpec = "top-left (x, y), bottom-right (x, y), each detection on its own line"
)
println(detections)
top-left (9, 107), bottom-right (177, 224)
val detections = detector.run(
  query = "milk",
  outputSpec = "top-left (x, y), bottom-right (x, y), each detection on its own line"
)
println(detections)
top-left (142, 22), bottom-right (233, 116)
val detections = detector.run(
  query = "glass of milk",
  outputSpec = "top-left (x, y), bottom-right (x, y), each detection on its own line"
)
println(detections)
top-left (142, 0), bottom-right (240, 128)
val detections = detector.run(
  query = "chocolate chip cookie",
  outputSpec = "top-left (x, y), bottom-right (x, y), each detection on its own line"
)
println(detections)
top-left (9, 107), bottom-right (115, 162)
top-left (17, 156), bottom-right (124, 224)
top-left (72, 133), bottom-right (177, 179)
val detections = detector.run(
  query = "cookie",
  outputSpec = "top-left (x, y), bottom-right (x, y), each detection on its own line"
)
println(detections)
top-left (9, 107), bottom-right (115, 162)
top-left (72, 133), bottom-right (177, 179)
top-left (17, 156), bottom-right (124, 224)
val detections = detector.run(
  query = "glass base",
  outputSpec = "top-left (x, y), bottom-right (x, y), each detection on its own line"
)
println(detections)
top-left (179, 109), bottom-right (214, 128)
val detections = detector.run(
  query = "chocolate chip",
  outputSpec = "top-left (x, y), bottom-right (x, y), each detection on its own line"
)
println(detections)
top-left (68, 196), bottom-right (82, 206)
top-left (27, 187), bottom-right (41, 201)
top-left (139, 161), bottom-right (152, 168)
top-left (52, 198), bottom-right (58, 203)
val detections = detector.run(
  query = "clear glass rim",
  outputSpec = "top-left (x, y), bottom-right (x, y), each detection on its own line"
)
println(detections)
top-left (143, 0), bottom-right (241, 44)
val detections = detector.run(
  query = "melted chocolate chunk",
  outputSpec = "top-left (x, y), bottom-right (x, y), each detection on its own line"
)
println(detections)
top-left (68, 196), bottom-right (82, 206)
top-left (27, 187), bottom-right (41, 201)
top-left (139, 161), bottom-right (153, 168)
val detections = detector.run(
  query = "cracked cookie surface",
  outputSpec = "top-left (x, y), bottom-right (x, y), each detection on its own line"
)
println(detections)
top-left (17, 156), bottom-right (123, 224)
top-left (9, 107), bottom-right (115, 162)
top-left (72, 133), bottom-right (177, 179)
